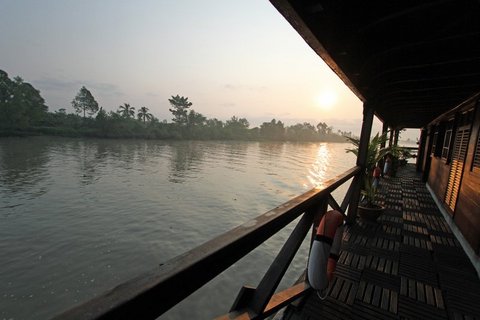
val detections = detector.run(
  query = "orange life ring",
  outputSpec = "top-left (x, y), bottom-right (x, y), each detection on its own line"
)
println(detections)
top-left (307, 210), bottom-right (344, 293)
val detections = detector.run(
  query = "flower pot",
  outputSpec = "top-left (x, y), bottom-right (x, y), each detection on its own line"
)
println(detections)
top-left (357, 204), bottom-right (384, 222)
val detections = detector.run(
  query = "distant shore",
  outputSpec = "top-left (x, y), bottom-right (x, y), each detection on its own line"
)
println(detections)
top-left (0, 126), bottom-right (350, 142)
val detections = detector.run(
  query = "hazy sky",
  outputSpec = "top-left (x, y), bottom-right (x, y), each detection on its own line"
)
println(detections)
top-left (1, 0), bottom-right (418, 138)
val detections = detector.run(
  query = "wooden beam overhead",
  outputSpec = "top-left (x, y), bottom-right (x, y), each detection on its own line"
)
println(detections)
top-left (269, 0), bottom-right (480, 128)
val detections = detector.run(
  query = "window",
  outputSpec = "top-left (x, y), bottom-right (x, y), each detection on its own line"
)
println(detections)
top-left (431, 123), bottom-right (445, 157)
top-left (431, 132), bottom-right (438, 156)
top-left (442, 129), bottom-right (452, 159)
top-left (473, 131), bottom-right (480, 172)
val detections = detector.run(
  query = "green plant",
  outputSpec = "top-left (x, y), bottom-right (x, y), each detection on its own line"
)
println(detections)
top-left (345, 132), bottom-right (389, 207)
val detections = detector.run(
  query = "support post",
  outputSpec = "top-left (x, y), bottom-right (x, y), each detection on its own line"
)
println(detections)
top-left (416, 128), bottom-right (427, 172)
top-left (422, 127), bottom-right (434, 182)
top-left (388, 128), bottom-right (394, 147)
top-left (394, 129), bottom-right (400, 146)
top-left (381, 122), bottom-right (388, 149)
top-left (347, 103), bottom-right (374, 223)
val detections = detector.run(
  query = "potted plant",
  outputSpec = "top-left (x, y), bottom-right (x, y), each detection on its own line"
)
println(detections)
top-left (345, 132), bottom-right (389, 222)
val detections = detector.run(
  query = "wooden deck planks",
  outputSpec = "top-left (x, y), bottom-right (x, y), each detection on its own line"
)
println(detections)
top-left (282, 165), bottom-right (480, 320)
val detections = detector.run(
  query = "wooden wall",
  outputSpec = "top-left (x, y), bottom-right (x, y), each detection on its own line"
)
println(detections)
top-left (424, 96), bottom-right (480, 255)
top-left (454, 99), bottom-right (480, 254)
top-left (427, 157), bottom-right (450, 204)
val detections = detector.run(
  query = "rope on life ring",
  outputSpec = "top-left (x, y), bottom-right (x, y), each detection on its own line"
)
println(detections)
top-left (307, 210), bottom-right (344, 298)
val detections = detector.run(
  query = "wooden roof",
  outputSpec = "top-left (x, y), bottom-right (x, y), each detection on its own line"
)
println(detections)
top-left (270, 0), bottom-right (480, 128)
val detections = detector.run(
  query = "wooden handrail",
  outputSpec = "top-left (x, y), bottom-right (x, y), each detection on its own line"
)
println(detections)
top-left (53, 166), bottom-right (361, 320)
top-left (215, 282), bottom-right (310, 320)
top-left (234, 208), bottom-right (315, 314)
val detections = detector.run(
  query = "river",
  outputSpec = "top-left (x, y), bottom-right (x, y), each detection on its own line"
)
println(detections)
top-left (0, 137), bottom-right (356, 319)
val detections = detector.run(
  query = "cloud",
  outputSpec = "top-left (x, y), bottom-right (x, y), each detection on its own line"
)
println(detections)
top-left (264, 112), bottom-right (291, 117)
top-left (220, 102), bottom-right (236, 108)
top-left (92, 82), bottom-right (122, 96)
top-left (32, 78), bottom-right (76, 91)
top-left (33, 77), bottom-right (124, 97)
top-left (223, 83), bottom-right (267, 91)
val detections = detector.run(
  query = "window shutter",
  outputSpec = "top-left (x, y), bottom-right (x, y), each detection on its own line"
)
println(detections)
top-left (473, 132), bottom-right (480, 170)
top-left (444, 128), bottom-right (470, 212)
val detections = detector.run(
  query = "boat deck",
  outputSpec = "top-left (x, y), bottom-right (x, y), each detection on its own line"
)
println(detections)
top-left (283, 164), bottom-right (480, 320)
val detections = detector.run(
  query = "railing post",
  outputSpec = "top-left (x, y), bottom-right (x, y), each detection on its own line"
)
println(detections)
top-left (310, 198), bottom-right (328, 246)
top-left (340, 177), bottom-right (356, 213)
top-left (347, 103), bottom-right (374, 223)
top-left (230, 209), bottom-right (316, 315)
top-left (249, 210), bottom-right (315, 314)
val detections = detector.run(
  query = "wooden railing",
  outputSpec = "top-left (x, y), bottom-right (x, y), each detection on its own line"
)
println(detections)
top-left (53, 166), bottom-right (361, 320)
top-left (401, 146), bottom-right (418, 155)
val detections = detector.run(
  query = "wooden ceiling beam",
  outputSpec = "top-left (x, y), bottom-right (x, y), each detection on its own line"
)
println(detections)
top-left (358, 0), bottom-right (456, 33)
top-left (269, 0), bottom-right (480, 128)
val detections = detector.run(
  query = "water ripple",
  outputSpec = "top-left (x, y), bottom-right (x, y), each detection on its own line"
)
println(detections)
top-left (0, 137), bottom-right (355, 320)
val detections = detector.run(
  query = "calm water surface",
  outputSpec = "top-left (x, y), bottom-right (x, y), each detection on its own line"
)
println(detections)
top-left (0, 137), bottom-right (355, 319)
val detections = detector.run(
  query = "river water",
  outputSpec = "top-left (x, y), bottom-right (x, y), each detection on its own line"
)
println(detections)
top-left (0, 137), bottom-right (356, 319)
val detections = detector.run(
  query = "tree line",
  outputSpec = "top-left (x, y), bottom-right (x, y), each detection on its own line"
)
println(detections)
top-left (0, 70), bottom-right (352, 142)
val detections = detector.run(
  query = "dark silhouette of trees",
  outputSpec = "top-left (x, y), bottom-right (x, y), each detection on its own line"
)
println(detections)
top-left (118, 103), bottom-right (135, 118)
top-left (72, 86), bottom-right (99, 118)
top-left (260, 119), bottom-right (285, 140)
top-left (205, 118), bottom-right (224, 139)
top-left (1, 72), bottom-right (349, 143)
top-left (316, 122), bottom-right (328, 135)
top-left (95, 107), bottom-right (109, 133)
top-left (0, 70), bottom-right (48, 129)
top-left (187, 110), bottom-right (207, 128)
top-left (225, 116), bottom-right (250, 139)
top-left (137, 106), bottom-right (153, 123)
top-left (286, 122), bottom-right (317, 141)
top-left (168, 95), bottom-right (192, 126)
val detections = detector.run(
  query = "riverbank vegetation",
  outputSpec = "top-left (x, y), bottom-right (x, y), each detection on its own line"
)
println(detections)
top-left (0, 70), bottom-right (351, 142)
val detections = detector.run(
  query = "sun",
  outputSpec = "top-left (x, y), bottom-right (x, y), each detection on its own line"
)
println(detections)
top-left (316, 90), bottom-right (338, 111)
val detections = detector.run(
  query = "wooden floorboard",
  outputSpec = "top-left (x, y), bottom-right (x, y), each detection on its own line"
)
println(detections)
top-left (282, 164), bottom-right (480, 320)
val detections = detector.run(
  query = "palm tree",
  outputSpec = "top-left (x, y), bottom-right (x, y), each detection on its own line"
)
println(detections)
top-left (346, 132), bottom-right (389, 206)
top-left (117, 103), bottom-right (135, 118)
top-left (137, 106), bottom-right (153, 123)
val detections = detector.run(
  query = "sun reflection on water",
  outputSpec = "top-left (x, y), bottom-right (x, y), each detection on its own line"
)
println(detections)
top-left (307, 143), bottom-right (330, 189)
